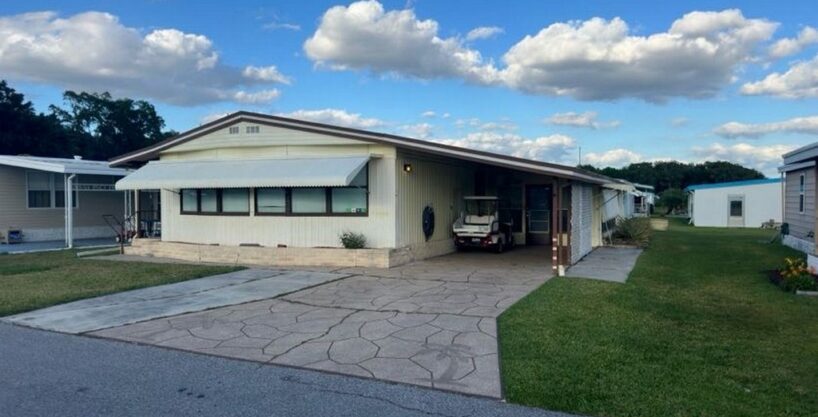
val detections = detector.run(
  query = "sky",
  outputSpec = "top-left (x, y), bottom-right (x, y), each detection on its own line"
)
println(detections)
top-left (2, 0), bottom-right (818, 176)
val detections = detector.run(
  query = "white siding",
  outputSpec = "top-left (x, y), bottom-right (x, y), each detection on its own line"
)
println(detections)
top-left (395, 150), bottom-right (474, 257)
top-left (784, 168), bottom-right (814, 240)
top-left (158, 124), bottom-right (398, 249)
top-left (690, 181), bottom-right (782, 227)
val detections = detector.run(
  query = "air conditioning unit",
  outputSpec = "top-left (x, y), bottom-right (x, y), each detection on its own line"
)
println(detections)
top-left (1, 229), bottom-right (23, 244)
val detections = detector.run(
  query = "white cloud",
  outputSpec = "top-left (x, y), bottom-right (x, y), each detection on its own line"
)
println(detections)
top-left (692, 142), bottom-right (794, 174)
top-left (442, 112), bottom-right (451, 119)
top-left (421, 110), bottom-right (436, 118)
top-left (303, 0), bottom-right (499, 84)
top-left (242, 65), bottom-right (291, 84)
top-left (276, 108), bottom-right (385, 129)
top-left (741, 54), bottom-right (818, 98)
top-left (263, 22), bottom-right (301, 31)
top-left (436, 132), bottom-right (576, 162)
top-left (304, 4), bottom-right (777, 102)
top-left (546, 111), bottom-right (620, 129)
top-left (671, 117), bottom-right (690, 127)
top-left (200, 112), bottom-right (232, 125)
top-left (454, 117), bottom-right (515, 131)
top-left (768, 26), bottom-right (818, 58)
top-left (465, 26), bottom-right (504, 41)
top-left (398, 122), bottom-right (434, 138)
top-left (582, 148), bottom-right (643, 167)
top-left (233, 89), bottom-right (281, 104)
top-left (501, 10), bottom-right (777, 102)
top-left (714, 116), bottom-right (818, 138)
top-left (0, 11), bottom-right (288, 105)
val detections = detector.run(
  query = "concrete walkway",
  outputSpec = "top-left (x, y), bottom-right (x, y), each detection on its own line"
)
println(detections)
top-left (0, 237), bottom-right (116, 254)
top-left (564, 246), bottom-right (643, 283)
top-left (92, 247), bottom-right (552, 398)
top-left (3, 269), bottom-right (348, 333)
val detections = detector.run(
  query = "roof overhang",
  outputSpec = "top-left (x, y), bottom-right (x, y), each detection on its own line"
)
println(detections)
top-left (0, 155), bottom-right (129, 176)
top-left (603, 181), bottom-right (637, 193)
top-left (109, 112), bottom-right (613, 185)
top-left (115, 156), bottom-right (370, 190)
top-left (778, 160), bottom-right (815, 173)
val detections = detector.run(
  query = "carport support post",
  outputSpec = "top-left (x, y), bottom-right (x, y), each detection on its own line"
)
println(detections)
top-left (64, 174), bottom-right (76, 249)
top-left (552, 179), bottom-right (561, 275)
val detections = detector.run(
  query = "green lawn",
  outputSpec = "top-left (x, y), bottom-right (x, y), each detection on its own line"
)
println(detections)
top-left (499, 219), bottom-right (818, 417)
top-left (0, 250), bottom-right (241, 316)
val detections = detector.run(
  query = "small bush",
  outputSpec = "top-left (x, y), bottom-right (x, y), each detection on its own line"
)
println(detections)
top-left (613, 217), bottom-right (652, 247)
top-left (777, 257), bottom-right (818, 292)
top-left (340, 231), bottom-right (367, 249)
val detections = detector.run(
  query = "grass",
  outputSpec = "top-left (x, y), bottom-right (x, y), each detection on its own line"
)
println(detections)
top-left (499, 218), bottom-right (818, 417)
top-left (0, 250), bottom-right (241, 317)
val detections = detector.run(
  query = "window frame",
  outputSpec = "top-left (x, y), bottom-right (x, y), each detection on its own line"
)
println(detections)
top-left (179, 189), bottom-right (250, 216)
top-left (254, 165), bottom-right (369, 217)
top-left (26, 171), bottom-right (79, 210)
top-left (799, 173), bottom-right (805, 214)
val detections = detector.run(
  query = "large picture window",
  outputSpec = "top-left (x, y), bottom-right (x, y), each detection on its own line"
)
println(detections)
top-left (26, 171), bottom-right (78, 209)
top-left (180, 189), bottom-right (250, 215)
top-left (255, 188), bottom-right (286, 214)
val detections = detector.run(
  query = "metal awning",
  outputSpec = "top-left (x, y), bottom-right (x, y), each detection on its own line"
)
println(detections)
top-left (116, 156), bottom-right (370, 190)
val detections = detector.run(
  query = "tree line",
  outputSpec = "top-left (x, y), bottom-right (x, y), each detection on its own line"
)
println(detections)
top-left (0, 80), bottom-right (175, 161)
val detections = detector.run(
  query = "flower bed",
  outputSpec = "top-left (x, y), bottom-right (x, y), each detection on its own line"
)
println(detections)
top-left (770, 257), bottom-right (818, 293)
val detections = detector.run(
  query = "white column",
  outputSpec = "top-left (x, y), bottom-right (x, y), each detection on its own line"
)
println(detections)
top-left (66, 174), bottom-right (76, 249)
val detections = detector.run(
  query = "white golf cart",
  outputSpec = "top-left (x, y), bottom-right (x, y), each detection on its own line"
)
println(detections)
top-left (452, 196), bottom-right (514, 253)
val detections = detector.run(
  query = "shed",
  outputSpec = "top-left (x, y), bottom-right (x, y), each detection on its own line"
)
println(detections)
top-left (685, 178), bottom-right (782, 228)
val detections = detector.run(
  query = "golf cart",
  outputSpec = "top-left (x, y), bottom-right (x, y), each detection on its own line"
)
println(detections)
top-left (453, 196), bottom-right (514, 253)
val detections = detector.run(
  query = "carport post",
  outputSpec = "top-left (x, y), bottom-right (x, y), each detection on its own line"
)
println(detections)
top-left (64, 173), bottom-right (76, 249)
top-left (552, 178), bottom-right (561, 275)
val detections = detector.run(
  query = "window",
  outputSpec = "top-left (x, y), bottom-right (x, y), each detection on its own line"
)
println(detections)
top-left (246, 125), bottom-right (260, 134)
top-left (255, 188), bottom-right (286, 214)
top-left (27, 171), bottom-right (51, 208)
top-left (222, 189), bottom-right (249, 213)
top-left (799, 174), bottom-right (805, 213)
top-left (180, 189), bottom-right (250, 215)
top-left (292, 188), bottom-right (327, 213)
top-left (228, 126), bottom-right (239, 134)
top-left (255, 165), bottom-right (369, 216)
top-left (26, 171), bottom-right (77, 209)
top-left (730, 200), bottom-right (743, 217)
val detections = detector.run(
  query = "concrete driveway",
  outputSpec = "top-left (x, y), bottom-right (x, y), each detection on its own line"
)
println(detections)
top-left (92, 247), bottom-right (551, 398)
top-left (4, 268), bottom-right (348, 333)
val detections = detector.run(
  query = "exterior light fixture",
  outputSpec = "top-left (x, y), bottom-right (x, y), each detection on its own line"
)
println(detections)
top-left (403, 163), bottom-right (413, 173)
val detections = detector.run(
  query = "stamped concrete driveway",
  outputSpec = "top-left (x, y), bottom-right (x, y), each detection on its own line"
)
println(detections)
top-left (93, 247), bottom-right (552, 398)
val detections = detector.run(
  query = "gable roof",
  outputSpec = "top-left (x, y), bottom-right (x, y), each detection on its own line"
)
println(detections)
top-left (0, 155), bottom-right (129, 176)
top-left (684, 178), bottom-right (781, 192)
top-left (109, 111), bottom-right (614, 185)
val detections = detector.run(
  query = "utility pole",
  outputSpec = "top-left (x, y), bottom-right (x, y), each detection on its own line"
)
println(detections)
top-left (578, 146), bottom-right (582, 165)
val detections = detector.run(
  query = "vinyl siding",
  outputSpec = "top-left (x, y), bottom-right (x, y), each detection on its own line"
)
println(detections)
top-left (0, 165), bottom-right (124, 236)
top-left (785, 167), bottom-right (815, 240)
top-left (571, 183), bottom-right (595, 263)
top-left (395, 149), bottom-right (474, 250)
top-left (158, 124), bottom-right (398, 248)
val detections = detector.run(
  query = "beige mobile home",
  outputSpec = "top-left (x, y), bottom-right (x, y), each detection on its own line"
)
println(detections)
top-left (111, 112), bottom-right (624, 273)
top-left (780, 143), bottom-right (818, 259)
top-left (0, 155), bottom-right (128, 247)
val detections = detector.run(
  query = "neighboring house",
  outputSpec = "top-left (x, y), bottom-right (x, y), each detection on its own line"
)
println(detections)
top-left (111, 112), bottom-right (628, 272)
top-left (779, 144), bottom-right (818, 257)
top-left (0, 155), bottom-right (129, 247)
top-left (685, 178), bottom-right (782, 228)
top-left (632, 183), bottom-right (656, 216)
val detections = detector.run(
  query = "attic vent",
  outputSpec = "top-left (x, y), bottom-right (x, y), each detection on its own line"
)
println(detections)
top-left (228, 126), bottom-right (239, 134)
top-left (246, 125), bottom-right (260, 134)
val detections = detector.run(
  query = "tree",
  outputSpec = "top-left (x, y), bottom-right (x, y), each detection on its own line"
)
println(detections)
top-left (658, 188), bottom-right (687, 214)
top-left (49, 91), bottom-right (173, 160)
top-left (0, 80), bottom-right (69, 157)
top-left (581, 161), bottom-right (765, 193)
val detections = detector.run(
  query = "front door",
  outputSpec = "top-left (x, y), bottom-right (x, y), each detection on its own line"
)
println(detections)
top-left (526, 185), bottom-right (552, 245)
top-left (727, 195), bottom-right (745, 227)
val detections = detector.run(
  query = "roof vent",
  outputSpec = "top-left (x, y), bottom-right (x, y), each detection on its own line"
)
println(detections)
top-left (73, 155), bottom-right (83, 160)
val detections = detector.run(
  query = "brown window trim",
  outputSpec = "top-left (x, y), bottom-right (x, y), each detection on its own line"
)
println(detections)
top-left (180, 189), bottom-right (251, 216)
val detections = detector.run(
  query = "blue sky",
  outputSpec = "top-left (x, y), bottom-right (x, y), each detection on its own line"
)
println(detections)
top-left (2, 0), bottom-right (818, 175)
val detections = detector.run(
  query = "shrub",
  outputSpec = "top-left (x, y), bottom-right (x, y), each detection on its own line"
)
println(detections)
top-left (613, 217), bottom-right (652, 247)
top-left (778, 257), bottom-right (818, 292)
top-left (339, 231), bottom-right (367, 249)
